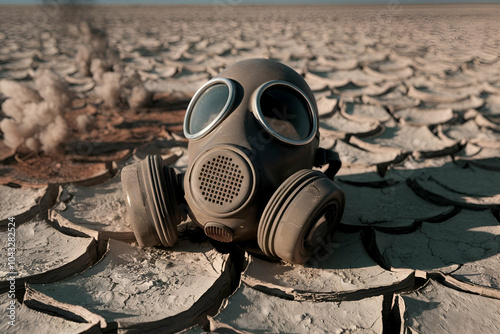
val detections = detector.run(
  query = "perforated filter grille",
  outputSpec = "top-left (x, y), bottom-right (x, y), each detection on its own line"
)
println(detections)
top-left (198, 155), bottom-right (244, 206)
top-left (191, 148), bottom-right (254, 214)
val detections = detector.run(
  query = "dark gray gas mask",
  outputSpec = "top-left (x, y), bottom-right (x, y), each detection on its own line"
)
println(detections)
top-left (122, 59), bottom-right (345, 264)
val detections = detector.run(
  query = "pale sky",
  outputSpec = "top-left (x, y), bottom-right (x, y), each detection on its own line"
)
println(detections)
top-left (1, 0), bottom-right (499, 4)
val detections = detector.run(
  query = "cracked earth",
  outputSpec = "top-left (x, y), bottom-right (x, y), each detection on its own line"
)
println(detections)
top-left (1, 4), bottom-right (500, 333)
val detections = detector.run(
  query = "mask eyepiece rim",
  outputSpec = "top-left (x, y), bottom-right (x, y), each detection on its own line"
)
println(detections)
top-left (252, 80), bottom-right (318, 146)
top-left (183, 77), bottom-right (235, 140)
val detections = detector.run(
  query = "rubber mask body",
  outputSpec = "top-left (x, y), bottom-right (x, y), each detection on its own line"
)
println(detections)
top-left (184, 59), bottom-right (319, 242)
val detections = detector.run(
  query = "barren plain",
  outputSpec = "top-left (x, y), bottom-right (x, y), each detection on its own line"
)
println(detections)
top-left (0, 4), bottom-right (499, 333)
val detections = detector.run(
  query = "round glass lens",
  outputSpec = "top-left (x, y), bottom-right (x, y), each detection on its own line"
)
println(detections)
top-left (259, 85), bottom-right (312, 141)
top-left (188, 83), bottom-right (230, 135)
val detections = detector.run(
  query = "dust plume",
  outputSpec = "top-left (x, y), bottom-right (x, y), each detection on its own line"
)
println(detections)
top-left (71, 21), bottom-right (120, 81)
top-left (72, 21), bottom-right (152, 109)
top-left (94, 70), bottom-right (152, 109)
top-left (0, 70), bottom-right (73, 154)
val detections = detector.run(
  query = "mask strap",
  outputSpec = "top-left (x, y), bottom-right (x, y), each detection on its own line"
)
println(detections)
top-left (314, 148), bottom-right (342, 180)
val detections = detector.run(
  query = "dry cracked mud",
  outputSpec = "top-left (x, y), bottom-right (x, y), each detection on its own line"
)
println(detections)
top-left (0, 3), bottom-right (499, 334)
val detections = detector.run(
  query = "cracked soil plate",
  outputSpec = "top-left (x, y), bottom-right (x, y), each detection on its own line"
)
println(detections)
top-left (212, 284), bottom-right (384, 333)
top-left (374, 210), bottom-right (500, 276)
top-left (0, 219), bottom-right (96, 292)
top-left (50, 174), bottom-right (134, 241)
top-left (408, 163), bottom-right (500, 209)
top-left (31, 239), bottom-right (231, 330)
top-left (0, 185), bottom-right (46, 223)
top-left (338, 181), bottom-right (456, 231)
top-left (243, 232), bottom-right (414, 298)
top-left (400, 279), bottom-right (500, 333)
top-left (0, 293), bottom-right (97, 333)
top-left (352, 125), bottom-right (460, 158)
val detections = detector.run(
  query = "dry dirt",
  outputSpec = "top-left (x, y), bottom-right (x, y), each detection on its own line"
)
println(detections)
top-left (0, 4), bottom-right (499, 333)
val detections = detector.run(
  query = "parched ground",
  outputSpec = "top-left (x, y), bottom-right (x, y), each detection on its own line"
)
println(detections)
top-left (0, 4), bottom-right (500, 333)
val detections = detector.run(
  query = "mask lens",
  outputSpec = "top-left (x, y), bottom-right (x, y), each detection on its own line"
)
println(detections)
top-left (184, 78), bottom-right (234, 139)
top-left (259, 85), bottom-right (311, 141)
top-left (254, 81), bottom-right (317, 145)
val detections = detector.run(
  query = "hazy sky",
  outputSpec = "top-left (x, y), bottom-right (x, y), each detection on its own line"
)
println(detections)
top-left (1, 0), bottom-right (499, 4)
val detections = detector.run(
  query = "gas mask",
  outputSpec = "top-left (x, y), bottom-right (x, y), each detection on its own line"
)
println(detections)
top-left (122, 59), bottom-right (345, 264)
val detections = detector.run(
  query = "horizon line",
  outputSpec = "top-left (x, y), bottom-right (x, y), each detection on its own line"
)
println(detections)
top-left (1, 2), bottom-right (498, 5)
